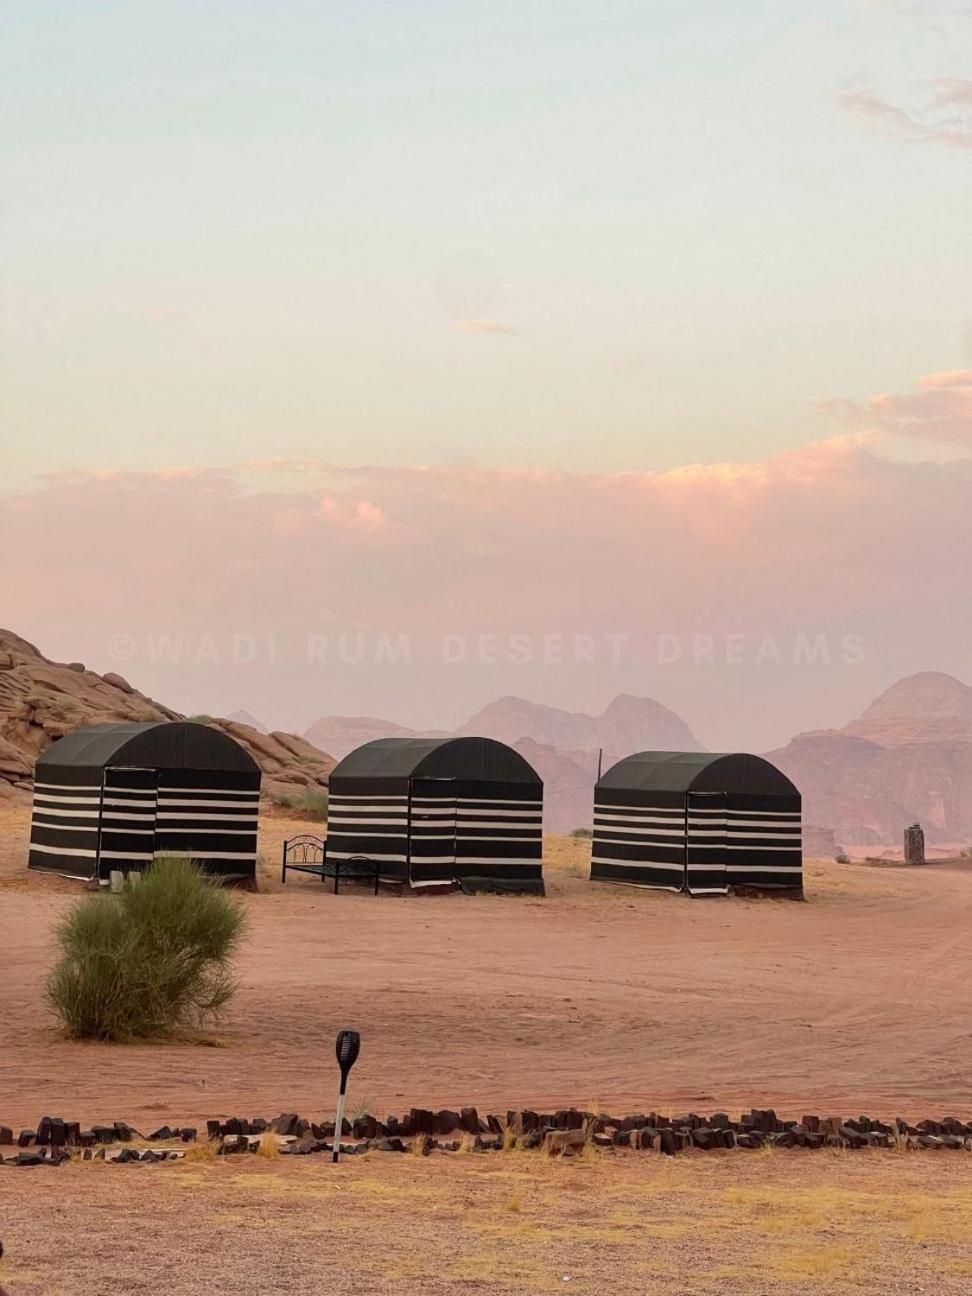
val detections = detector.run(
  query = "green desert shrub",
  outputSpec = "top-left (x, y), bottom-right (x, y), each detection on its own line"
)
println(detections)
top-left (47, 858), bottom-right (247, 1042)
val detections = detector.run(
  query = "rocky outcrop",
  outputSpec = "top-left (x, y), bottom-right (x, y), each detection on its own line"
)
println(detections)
top-left (767, 673), bottom-right (972, 846)
top-left (0, 629), bottom-right (333, 804)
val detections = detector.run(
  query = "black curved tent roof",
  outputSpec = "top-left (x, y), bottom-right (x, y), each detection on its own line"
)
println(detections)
top-left (37, 721), bottom-right (259, 774)
top-left (330, 736), bottom-right (541, 783)
top-left (597, 750), bottom-right (798, 796)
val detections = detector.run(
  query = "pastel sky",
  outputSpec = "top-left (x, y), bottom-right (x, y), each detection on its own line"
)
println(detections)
top-left (1, 0), bottom-right (970, 749)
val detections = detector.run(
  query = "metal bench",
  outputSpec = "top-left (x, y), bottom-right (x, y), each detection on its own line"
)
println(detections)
top-left (280, 836), bottom-right (383, 894)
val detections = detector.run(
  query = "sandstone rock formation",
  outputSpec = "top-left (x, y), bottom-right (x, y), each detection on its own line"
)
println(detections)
top-left (0, 629), bottom-right (333, 806)
top-left (767, 672), bottom-right (972, 847)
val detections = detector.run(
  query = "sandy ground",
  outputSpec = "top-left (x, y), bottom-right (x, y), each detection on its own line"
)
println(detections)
top-left (2, 1147), bottom-right (972, 1295)
top-left (2, 802), bottom-right (971, 1129)
top-left (4, 802), bottom-right (972, 1295)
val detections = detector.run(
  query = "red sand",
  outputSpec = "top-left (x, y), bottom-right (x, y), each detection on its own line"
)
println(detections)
top-left (1, 805), bottom-right (970, 1129)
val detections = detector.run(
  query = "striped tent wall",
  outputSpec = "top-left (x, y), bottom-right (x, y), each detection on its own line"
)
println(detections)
top-left (724, 794), bottom-right (802, 889)
top-left (686, 793), bottom-right (729, 896)
top-left (99, 767), bottom-right (158, 871)
top-left (154, 768), bottom-right (260, 872)
top-left (590, 751), bottom-right (803, 896)
top-left (28, 722), bottom-right (262, 883)
top-left (28, 767), bottom-right (103, 878)
top-left (325, 778), bottom-right (410, 878)
top-left (408, 778), bottom-right (544, 888)
top-left (591, 788), bottom-right (686, 891)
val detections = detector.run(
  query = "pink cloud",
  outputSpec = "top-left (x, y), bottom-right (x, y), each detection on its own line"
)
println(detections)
top-left (837, 79), bottom-right (972, 149)
top-left (821, 371), bottom-right (972, 447)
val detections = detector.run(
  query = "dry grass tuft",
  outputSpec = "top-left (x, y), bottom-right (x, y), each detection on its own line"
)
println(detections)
top-left (255, 1132), bottom-right (279, 1160)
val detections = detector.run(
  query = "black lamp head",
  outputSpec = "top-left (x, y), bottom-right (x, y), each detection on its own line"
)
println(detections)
top-left (335, 1029), bottom-right (361, 1074)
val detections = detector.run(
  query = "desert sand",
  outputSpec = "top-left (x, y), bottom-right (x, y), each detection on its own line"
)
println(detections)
top-left (4, 1147), bottom-right (972, 1295)
top-left (3, 804), bottom-right (972, 1295)
top-left (1, 803), bottom-right (970, 1129)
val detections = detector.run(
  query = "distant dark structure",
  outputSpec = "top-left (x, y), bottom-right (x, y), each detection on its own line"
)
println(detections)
top-left (28, 722), bottom-right (260, 882)
top-left (326, 737), bottom-right (544, 892)
top-left (591, 751), bottom-right (802, 895)
top-left (904, 822), bottom-right (925, 866)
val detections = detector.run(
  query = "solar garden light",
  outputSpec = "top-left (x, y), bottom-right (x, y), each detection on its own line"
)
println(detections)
top-left (332, 1029), bottom-right (361, 1164)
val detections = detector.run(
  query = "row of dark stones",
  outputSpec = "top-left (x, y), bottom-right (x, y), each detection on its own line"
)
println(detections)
top-left (4, 1107), bottom-right (972, 1167)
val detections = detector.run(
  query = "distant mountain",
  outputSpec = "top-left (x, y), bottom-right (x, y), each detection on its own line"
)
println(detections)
top-left (304, 692), bottom-right (703, 830)
top-left (768, 672), bottom-right (972, 846)
top-left (456, 694), bottom-right (702, 768)
top-left (303, 714), bottom-right (449, 762)
top-left (841, 672), bottom-right (972, 746)
top-left (0, 629), bottom-right (333, 806)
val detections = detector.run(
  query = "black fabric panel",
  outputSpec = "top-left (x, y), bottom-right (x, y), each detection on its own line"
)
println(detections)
top-left (590, 859), bottom-right (684, 889)
top-left (686, 793), bottom-right (727, 896)
top-left (36, 721), bottom-right (259, 775)
top-left (591, 789), bottom-right (687, 890)
top-left (28, 775), bottom-right (103, 878)
top-left (329, 737), bottom-right (542, 786)
top-left (597, 751), bottom-right (798, 797)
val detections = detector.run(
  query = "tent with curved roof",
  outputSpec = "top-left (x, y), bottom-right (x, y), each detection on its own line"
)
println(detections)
top-left (591, 751), bottom-right (801, 896)
top-left (29, 721), bottom-right (261, 881)
top-left (326, 736), bottom-right (544, 892)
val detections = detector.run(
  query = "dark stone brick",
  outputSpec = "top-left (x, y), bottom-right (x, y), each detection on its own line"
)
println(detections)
top-left (658, 1129), bottom-right (679, 1157)
top-left (13, 1151), bottom-right (45, 1167)
top-left (180, 1129), bottom-right (197, 1143)
top-left (250, 1118), bottom-right (268, 1134)
top-left (0, 1127), bottom-right (13, 1146)
top-left (65, 1122), bottom-right (81, 1146)
top-left (148, 1126), bottom-right (174, 1142)
top-left (270, 1113), bottom-right (300, 1136)
top-left (292, 1135), bottom-right (325, 1156)
top-left (18, 1131), bottom-right (34, 1147)
top-left (113, 1123), bottom-right (136, 1143)
top-left (206, 1120), bottom-right (222, 1140)
top-left (353, 1115), bottom-right (380, 1140)
top-left (519, 1131), bottom-right (544, 1150)
top-left (374, 1137), bottom-right (406, 1153)
top-left (432, 1110), bottom-right (460, 1136)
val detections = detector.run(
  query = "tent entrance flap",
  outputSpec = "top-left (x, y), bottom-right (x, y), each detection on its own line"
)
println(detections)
top-left (408, 778), bottom-right (457, 887)
top-left (98, 767), bottom-right (158, 879)
top-left (686, 791), bottom-right (728, 896)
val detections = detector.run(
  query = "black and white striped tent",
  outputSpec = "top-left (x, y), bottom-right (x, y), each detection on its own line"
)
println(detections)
top-left (326, 737), bottom-right (544, 892)
top-left (591, 751), bottom-right (802, 896)
top-left (28, 721), bottom-right (261, 882)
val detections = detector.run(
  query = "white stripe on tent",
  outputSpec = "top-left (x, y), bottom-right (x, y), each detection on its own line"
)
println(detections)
top-left (594, 826), bottom-right (686, 839)
top-left (33, 783), bottom-right (102, 794)
top-left (727, 864), bottom-right (803, 873)
top-left (591, 855), bottom-right (683, 873)
top-left (30, 807), bottom-right (100, 819)
top-left (31, 821), bottom-right (105, 833)
top-left (100, 850), bottom-right (155, 861)
top-left (29, 843), bottom-right (98, 858)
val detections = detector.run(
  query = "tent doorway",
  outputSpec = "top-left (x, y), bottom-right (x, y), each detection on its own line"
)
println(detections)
top-left (407, 778), bottom-right (458, 887)
top-left (686, 791), bottom-right (728, 896)
top-left (98, 767), bottom-right (158, 879)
